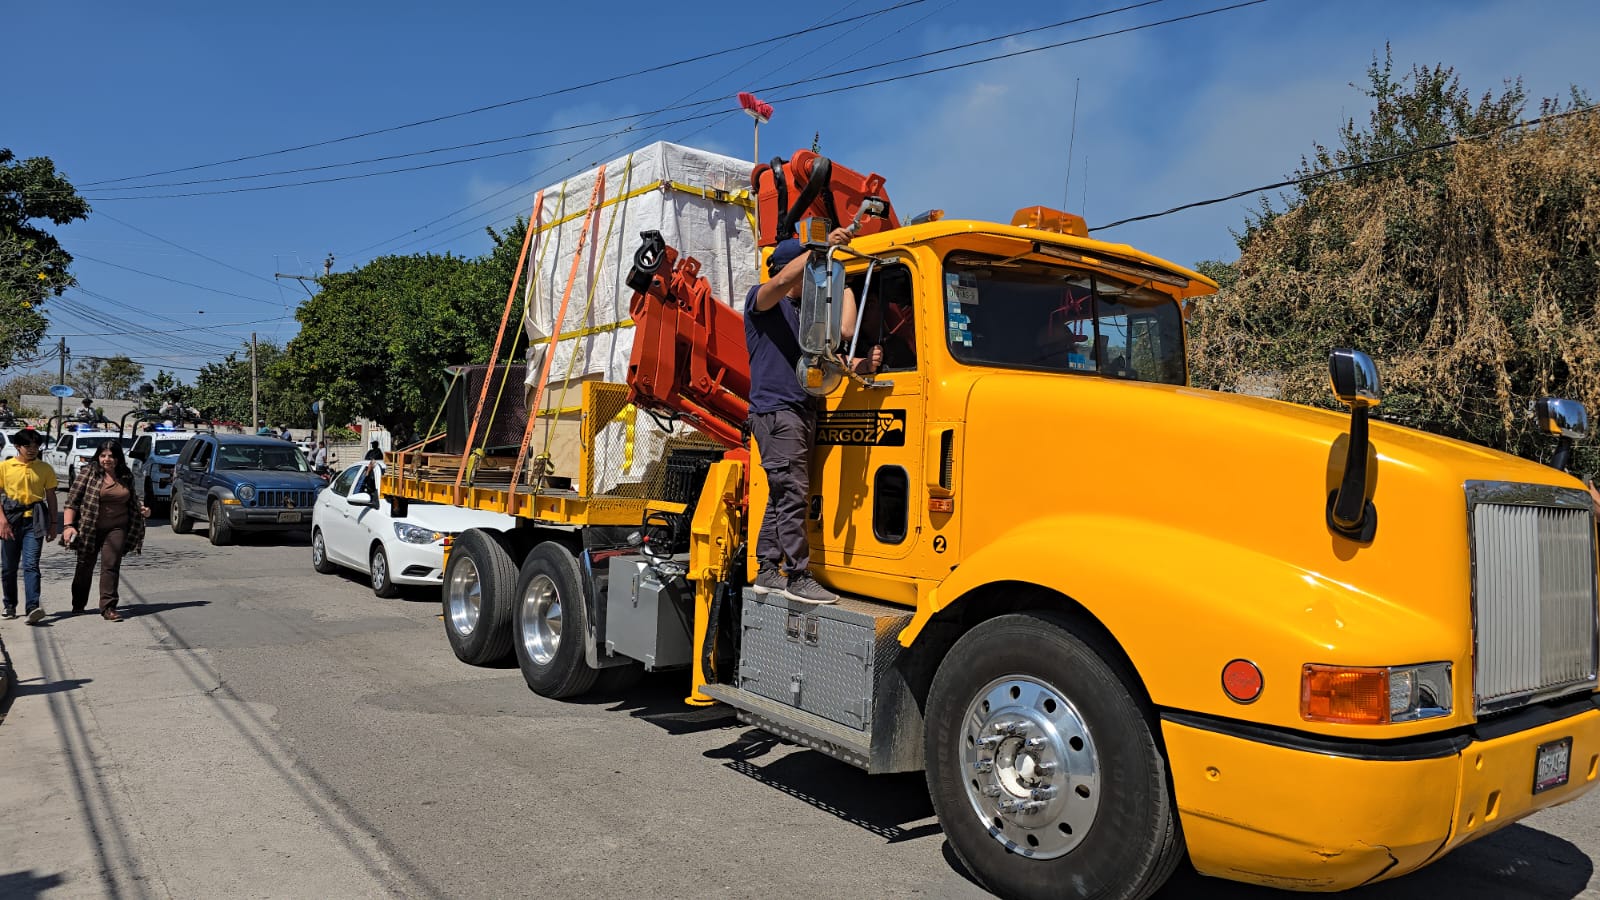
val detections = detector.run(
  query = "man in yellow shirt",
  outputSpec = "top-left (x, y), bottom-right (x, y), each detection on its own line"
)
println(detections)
top-left (1, 429), bottom-right (59, 623)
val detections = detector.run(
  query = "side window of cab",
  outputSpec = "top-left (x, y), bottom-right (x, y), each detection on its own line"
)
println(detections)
top-left (190, 439), bottom-right (215, 473)
top-left (56, 434), bottom-right (72, 454)
top-left (848, 263), bottom-right (918, 372)
top-left (132, 436), bottom-right (152, 461)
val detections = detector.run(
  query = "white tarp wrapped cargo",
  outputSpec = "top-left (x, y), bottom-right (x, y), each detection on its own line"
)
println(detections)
top-left (519, 142), bottom-right (757, 494)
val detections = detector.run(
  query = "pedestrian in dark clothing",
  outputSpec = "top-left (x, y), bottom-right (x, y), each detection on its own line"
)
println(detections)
top-left (743, 228), bottom-right (856, 605)
top-left (62, 440), bottom-right (149, 621)
top-left (364, 440), bottom-right (384, 462)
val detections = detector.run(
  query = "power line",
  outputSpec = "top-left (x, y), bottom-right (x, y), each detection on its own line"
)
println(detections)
top-left (95, 211), bottom-right (284, 289)
top-left (75, 254), bottom-right (286, 306)
top-left (365, 0), bottom-right (1236, 256)
top-left (81, 0), bottom-right (1250, 204)
top-left (1089, 102), bottom-right (1600, 232)
top-left (79, 0), bottom-right (933, 189)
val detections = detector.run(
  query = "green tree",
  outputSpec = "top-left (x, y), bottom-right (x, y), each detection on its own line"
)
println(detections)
top-left (0, 149), bottom-right (90, 370)
top-left (281, 220), bottom-right (528, 435)
top-left (72, 354), bottom-right (145, 400)
top-left (191, 341), bottom-right (311, 429)
top-left (1189, 53), bottom-right (1600, 470)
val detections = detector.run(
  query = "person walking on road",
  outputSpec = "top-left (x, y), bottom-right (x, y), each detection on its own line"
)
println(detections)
top-left (62, 440), bottom-right (149, 622)
top-left (0, 429), bottom-right (58, 623)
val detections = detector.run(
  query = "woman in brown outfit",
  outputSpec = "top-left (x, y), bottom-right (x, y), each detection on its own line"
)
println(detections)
top-left (62, 440), bottom-right (149, 621)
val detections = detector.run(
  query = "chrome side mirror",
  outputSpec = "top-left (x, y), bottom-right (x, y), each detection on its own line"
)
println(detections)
top-left (1329, 348), bottom-right (1382, 409)
top-left (1535, 397), bottom-right (1588, 473)
top-left (797, 250), bottom-right (844, 357)
top-left (1327, 348), bottom-right (1382, 541)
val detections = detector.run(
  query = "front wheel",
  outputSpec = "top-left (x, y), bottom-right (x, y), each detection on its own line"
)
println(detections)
top-left (370, 545), bottom-right (400, 598)
top-left (511, 542), bottom-right (598, 699)
top-left (208, 500), bottom-right (233, 546)
top-left (924, 611), bottom-right (1182, 900)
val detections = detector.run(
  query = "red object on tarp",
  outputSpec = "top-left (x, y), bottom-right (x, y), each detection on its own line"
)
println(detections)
top-left (738, 92), bottom-right (773, 124)
top-left (750, 150), bottom-right (899, 248)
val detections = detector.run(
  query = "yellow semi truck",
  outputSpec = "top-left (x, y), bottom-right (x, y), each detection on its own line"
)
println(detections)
top-left (385, 194), bottom-right (1600, 899)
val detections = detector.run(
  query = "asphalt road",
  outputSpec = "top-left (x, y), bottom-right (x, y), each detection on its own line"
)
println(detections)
top-left (1, 522), bottom-right (1597, 900)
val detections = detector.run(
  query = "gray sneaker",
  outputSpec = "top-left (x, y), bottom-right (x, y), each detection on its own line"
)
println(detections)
top-left (26, 608), bottom-right (46, 625)
top-left (784, 572), bottom-right (839, 605)
top-left (751, 565), bottom-right (786, 595)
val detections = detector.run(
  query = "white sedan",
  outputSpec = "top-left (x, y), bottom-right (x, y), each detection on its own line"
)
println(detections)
top-left (310, 463), bottom-right (516, 597)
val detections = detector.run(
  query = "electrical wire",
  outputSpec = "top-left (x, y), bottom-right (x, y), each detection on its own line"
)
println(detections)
top-left (95, 212), bottom-right (284, 289)
top-left (75, 254), bottom-right (285, 306)
top-left (1089, 102), bottom-right (1600, 232)
top-left (79, 0), bottom-right (934, 188)
top-left (81, 0), bottom-right (1260, 204)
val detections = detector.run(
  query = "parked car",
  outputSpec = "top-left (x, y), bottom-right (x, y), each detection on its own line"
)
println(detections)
top-left (310, 463), bottom-right (517, 597)
top-left (43, 429), bottom-right (125, 486)
top-left (129, 429), bottom-right (206, 515)
top-left (169, 434), bottom-right (324, 546)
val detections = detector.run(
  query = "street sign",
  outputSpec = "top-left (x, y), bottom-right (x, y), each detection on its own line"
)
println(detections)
top-left (311, 400), bottom-right (321, 414)
top-left (48, 384), bottom-right (76, 398)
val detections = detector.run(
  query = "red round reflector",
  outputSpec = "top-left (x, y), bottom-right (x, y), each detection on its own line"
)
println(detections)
top-left (1221, 659), bottom-right (1263, 703)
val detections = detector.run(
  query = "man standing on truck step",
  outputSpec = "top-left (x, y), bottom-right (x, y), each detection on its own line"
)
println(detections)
top-left (744, 230), bottom-right (854, 605)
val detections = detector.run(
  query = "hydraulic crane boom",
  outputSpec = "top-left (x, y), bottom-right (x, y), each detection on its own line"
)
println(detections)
top-left (623, 231), bottom-right (751, 449)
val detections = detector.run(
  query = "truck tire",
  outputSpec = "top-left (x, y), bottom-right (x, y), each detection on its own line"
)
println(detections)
top-left (170, 490), bottom-right (192, 534)
top-left (370, 544), bottom-right (400, 598)
top-left (208, 500), bottom-right (233, 546)
top-left (511, 542), bottom-right (599, 699)
top-left (310, 529), bottom-right (337, 574)
top-left (924, 611), bottom-right (1182, 900)
top-left (443, 529), bottom-right (517, 665)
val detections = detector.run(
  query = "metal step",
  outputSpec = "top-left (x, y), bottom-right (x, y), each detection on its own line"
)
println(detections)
top-left (702, 683), bottom-right (874, 770)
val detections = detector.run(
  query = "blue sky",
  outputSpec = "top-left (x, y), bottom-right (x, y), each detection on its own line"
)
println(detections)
top-left (8, 0), bottom-right (1598, 384)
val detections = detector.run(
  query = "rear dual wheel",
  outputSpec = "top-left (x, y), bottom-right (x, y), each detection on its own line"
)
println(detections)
top-left (443, 529), bottom-right (517, 665)
top-left (925, 611), bottom-right (1182, 900)
top-left (512, 542), bottom-right (599, 699)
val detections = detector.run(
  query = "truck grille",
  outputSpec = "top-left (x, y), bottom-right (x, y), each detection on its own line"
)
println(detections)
top-left (1469, 482), bottom-right (1599, 714)
top-left (252, 489), bottom-right (316, 510)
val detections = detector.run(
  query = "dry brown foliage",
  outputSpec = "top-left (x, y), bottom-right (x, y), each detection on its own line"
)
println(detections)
top-left (1190, 106), bottom-right (1600, 471)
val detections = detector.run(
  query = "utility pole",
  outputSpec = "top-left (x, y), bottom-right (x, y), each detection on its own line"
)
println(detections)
top-left (251, 332), bottom-right (259, 433)
top-left (57, 336), bottom-right (69, 432)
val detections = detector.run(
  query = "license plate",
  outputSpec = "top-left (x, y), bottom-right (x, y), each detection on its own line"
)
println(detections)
top-left (277, 511), bottom-right (303, 524)
top-left (1533, 737), bottom-right (1572, 794)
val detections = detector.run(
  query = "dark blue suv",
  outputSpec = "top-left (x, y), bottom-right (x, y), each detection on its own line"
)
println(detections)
top-left (170, 434), bottom-right (324, 545)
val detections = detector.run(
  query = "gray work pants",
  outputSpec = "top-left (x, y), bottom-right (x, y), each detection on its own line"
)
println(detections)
top-left (750, 407), bottom-right (813, 573)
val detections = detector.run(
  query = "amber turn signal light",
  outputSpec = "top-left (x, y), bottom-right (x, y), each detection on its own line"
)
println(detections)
top-left (1301, 664), bottom-right (1390, 725)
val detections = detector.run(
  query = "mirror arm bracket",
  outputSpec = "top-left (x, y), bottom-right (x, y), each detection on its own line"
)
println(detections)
top-left (1328, 406), bottom-right (1377, 541)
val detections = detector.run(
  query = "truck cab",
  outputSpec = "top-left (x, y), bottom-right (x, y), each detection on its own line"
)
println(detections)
top-left (130, 429), bottom-right (206, 515)
top-left (44, 428), bottom-right (126, 486)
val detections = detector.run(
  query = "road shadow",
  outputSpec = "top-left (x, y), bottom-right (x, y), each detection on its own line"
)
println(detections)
top-left (0, 870), bottom-right (67, 899)
top-left (13, 677), bottom-right (92, 697)
top-left (119, 599), bottom-right (211, 619)
top-left (710, 733), bottom-right (943, 845)
top-left (576, 672), bottom-right (738, 735)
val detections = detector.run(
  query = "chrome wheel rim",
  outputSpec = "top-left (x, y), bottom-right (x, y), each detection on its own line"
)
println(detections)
top-left (447, 556), bottom-right (481, 636)
top-left (210, 504), bottom-right (220, 529)
top-left (371, 549), bottom-right (388, 589)
top-left (959, 675), bottom-right (1100, 860)
top-left (520, 573), bottom-right (561, 666)
top-left (311, 533), bottom-right (325, 567)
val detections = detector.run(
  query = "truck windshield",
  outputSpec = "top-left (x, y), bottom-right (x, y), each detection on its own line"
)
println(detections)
top-left (943, 253), bottom-right (1186, 384)
top-left (217, 443), bottom-right (309, 472)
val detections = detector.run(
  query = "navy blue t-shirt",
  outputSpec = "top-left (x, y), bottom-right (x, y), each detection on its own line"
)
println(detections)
top-left (744, 284), bottom-right (810, 414)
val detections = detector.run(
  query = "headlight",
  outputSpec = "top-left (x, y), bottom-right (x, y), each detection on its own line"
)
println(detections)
top-left (236, 484), bottom-right (257, 503)
top-left (393, 522), bottom-right (443, 544)
top-left (1301, 662), bottom-right (1452, 725)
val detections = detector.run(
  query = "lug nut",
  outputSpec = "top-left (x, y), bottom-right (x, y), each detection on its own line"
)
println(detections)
top-left (994, 720), bottom-right (1030, 736)
top-left (1030, 786), bottom-right (1059, 801)
top-left (997, 799), bottom-right (1043, 815)
top-left (984, 785), bottom-right (1004, 798)
top-left (976, 734), bottom-right (1004, 749)
top-left (1033, 762), bottom-right (1057, 777)
top-left (1024, 736), bottom-right (1049, 751)
top-left (973, 759), bottom-right (994, 774)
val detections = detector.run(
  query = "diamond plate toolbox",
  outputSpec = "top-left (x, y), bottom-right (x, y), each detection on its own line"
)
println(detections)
top-left (738, 589), bottom-right (912, 731)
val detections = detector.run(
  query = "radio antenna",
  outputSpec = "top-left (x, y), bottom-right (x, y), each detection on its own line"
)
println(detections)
top-left (1062, 77), bottom-right (1081, 210)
